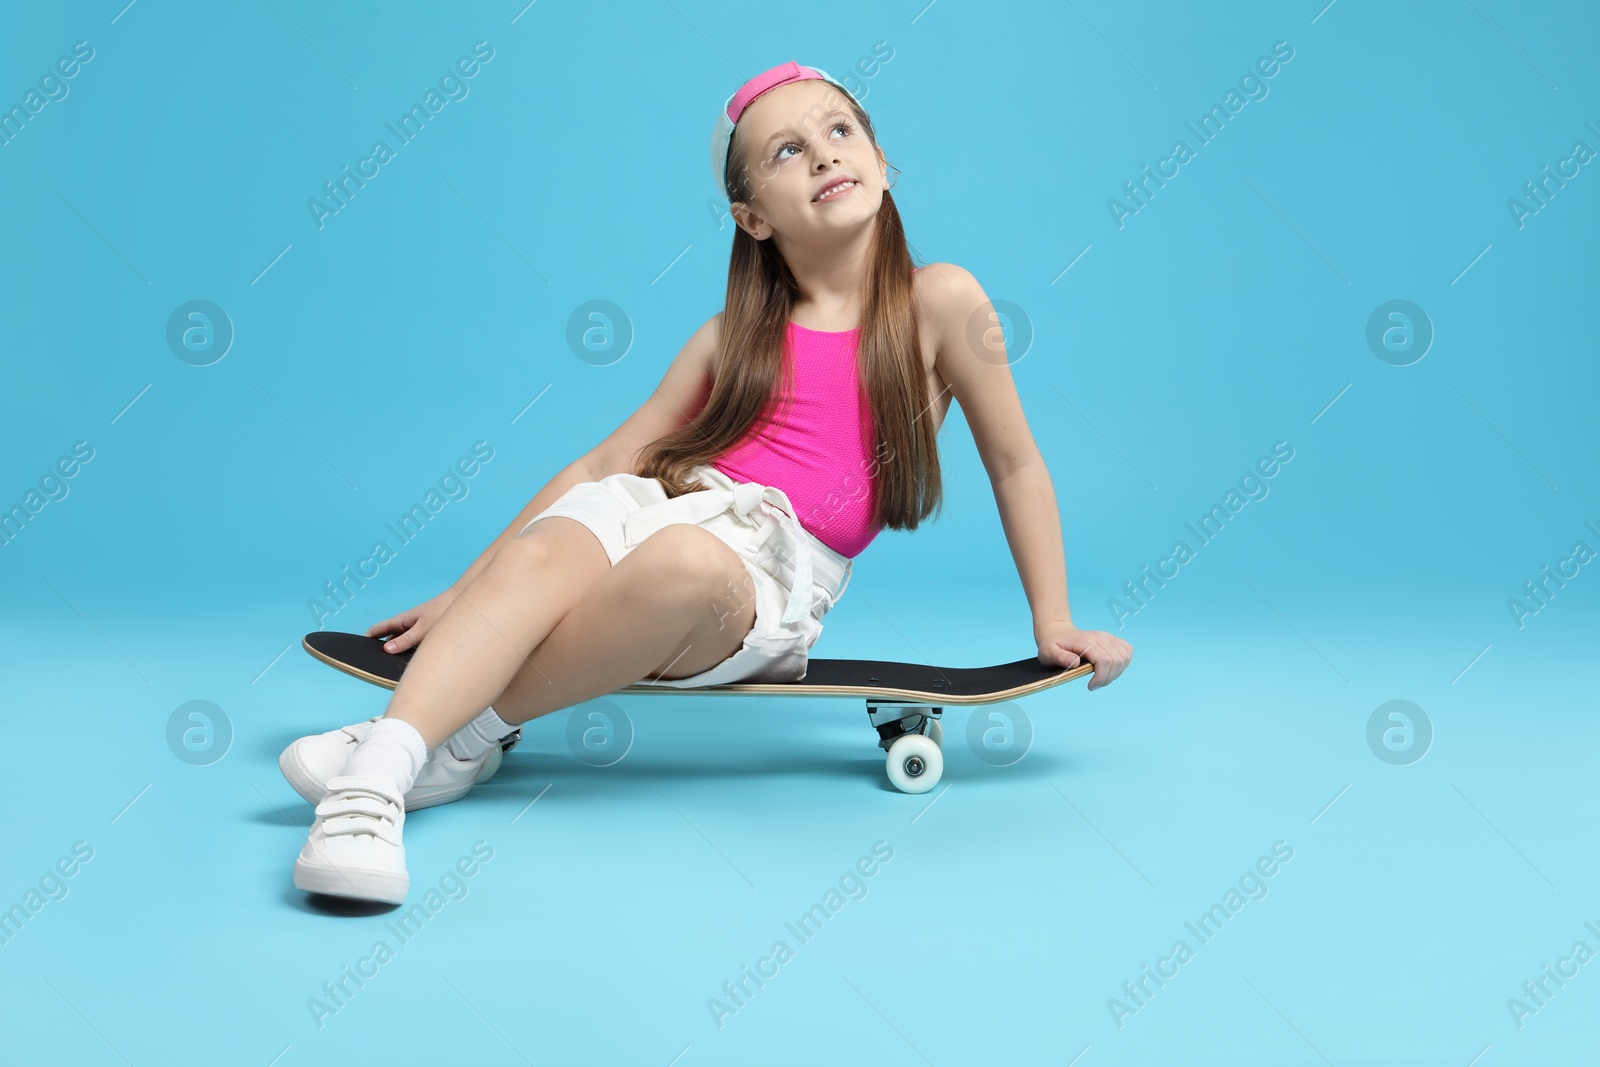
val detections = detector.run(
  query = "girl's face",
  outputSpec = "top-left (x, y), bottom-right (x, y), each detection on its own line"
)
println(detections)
top-left (729, 80), bottom-right (888, 245)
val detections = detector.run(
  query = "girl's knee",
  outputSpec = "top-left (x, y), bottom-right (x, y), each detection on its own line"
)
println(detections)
top-left (495, 531), bottom-right (557, 566)
top-left (463, 539), bottom-right (546, 596)
top-left (627, 525), bottom-right (751, 605)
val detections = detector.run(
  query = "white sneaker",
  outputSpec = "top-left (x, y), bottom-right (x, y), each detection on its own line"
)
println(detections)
top-left (279, 716), bottom-right (521, 811)
top-left (292, 774), bottom-right (410, 904)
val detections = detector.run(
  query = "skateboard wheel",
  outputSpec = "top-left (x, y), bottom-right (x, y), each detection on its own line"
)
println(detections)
top-left (886, 734), bottom-right (943, 794)
top-left (926, 719), bottom-right (943, 748)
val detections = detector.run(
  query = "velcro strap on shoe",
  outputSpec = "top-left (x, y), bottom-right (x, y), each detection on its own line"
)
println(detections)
top-left (320, 814), bottom-right (402, 845)
top-left (316, 792), bottom-right (397, 818)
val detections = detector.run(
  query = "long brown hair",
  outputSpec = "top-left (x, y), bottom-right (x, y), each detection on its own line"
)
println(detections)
top-left (634, 96), bottom-right (943, 534)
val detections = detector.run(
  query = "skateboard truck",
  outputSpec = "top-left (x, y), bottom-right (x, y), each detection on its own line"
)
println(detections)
top-left (867, 699), bottom-right (945, 794)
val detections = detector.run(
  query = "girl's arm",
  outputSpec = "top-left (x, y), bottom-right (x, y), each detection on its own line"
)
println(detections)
top-left (922, 264), bottom-right (1132, 690)
top-left (370, 455), bottom-right (608, 652)
top-left (447, 455), bottom-right (607, 595)
top-left (373, 313), bottom-right (724, 654)
top-left (451, 312), bottom-right (722, 595)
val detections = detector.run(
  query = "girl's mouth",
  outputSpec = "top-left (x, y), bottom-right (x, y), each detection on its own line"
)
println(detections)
top-left (814, 180), bottom-right (859, 203)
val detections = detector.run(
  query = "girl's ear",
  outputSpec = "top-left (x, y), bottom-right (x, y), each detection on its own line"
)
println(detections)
top-left (731, 201), bottom-right (772, 241)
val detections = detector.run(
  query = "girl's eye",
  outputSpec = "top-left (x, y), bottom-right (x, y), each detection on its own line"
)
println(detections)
top-left (775, 120), bottom-right (854, 161)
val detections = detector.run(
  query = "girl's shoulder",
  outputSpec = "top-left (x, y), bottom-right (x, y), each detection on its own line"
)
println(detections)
top-left (911, 261), bottom-right (973, 303)
top-left (911, 261), bottom-right (969, 288)
top-left (909, 263), bottom-right (973, 419)
top-left (911, 261), bottom-right (979, 340)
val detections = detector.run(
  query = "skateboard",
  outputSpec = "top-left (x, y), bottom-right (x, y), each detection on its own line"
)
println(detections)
top-left (302, 631), bottom-right (1093, 794)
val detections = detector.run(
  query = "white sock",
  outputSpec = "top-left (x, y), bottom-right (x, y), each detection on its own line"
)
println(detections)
top-left (341, 717), bottom-right (428, 797)
top-left (444, 705), bottom-right (520, 762)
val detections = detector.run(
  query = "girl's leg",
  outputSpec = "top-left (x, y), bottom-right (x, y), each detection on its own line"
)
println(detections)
top-left (375, 515), bottom-right (614, 749)
top-left (488, 522), bottom-right (759, 723)
top-left (384, 519), bottom-right (757, 748)
top-left (293, 519), bottom-right (757, 903)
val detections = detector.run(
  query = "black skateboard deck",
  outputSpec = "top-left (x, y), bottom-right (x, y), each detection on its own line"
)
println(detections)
top-left (302, 631), bottom-right (1091, 704)
top-left (302, 631), bottom-right (1092, 793)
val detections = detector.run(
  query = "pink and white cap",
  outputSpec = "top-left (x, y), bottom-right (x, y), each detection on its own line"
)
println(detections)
top-left (710, 60), bottom-right (862, 195)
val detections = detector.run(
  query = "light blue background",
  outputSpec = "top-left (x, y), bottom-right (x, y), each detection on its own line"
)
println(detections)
top-left (2, 1), bottom-right (1596, 1064)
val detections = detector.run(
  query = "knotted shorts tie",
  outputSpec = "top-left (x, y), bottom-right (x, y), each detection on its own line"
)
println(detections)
top-left (620, 476), bottom-right (815, 626)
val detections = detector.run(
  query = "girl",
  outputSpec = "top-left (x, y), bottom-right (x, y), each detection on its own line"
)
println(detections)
top-left (283, 60), bottom-right (1133, 905)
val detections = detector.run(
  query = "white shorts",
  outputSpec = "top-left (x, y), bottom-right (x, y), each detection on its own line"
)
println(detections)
top-left (516, 463), bottom-right (853, 687)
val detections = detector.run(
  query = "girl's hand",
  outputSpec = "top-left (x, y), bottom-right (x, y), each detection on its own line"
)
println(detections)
top-left (1036, 623), bottom-right (1132, 691)
top-left (366, 588), bottom-right (462, 655)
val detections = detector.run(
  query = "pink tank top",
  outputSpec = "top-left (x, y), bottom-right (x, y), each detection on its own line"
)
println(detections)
top-left (711, 322), bottom-right (884, 558)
